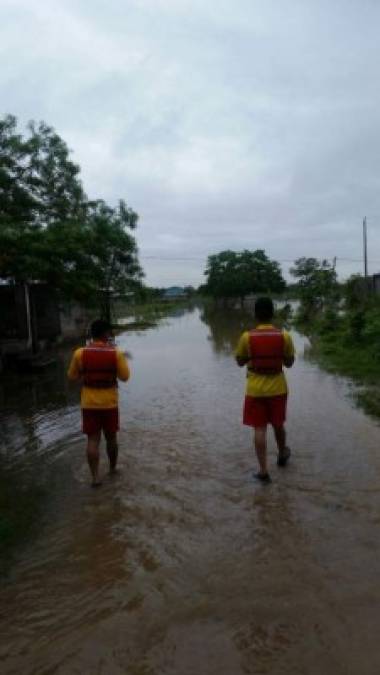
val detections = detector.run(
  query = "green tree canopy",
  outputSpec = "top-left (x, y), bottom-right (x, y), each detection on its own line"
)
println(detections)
top-left (204, 249), bottom-right (285, 300)
top-left (0, 115), bottom-right (86, 229)
top-left (343, 274), bottom-right (368, 310)
top-left (0, 115), bottom-right (143, 308)
top-left (290, 257), bottom-right (338, 316)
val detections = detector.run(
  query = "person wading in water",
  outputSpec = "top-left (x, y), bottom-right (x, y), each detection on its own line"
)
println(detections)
top-left (67, 319), bottom-right (130, 487)
top-left (235, 297), bottom-right (295, 483)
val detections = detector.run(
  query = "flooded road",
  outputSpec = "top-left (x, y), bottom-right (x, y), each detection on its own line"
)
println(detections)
top-left (1, 306), bottom-right (380, 675)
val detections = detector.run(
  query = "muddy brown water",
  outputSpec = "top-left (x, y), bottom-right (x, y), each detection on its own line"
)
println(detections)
top-left (1, 306), bottom-right (380, 675)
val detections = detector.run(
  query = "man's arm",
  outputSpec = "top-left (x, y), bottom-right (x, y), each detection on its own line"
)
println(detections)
top-left (283, 332), bottom-right (295, 368)
top-left (67, 349), bottom-right (82, 381)
top-left (116, 350), bottom-right (130, 382)
top-left (235, 332), bottom-right (249, 367)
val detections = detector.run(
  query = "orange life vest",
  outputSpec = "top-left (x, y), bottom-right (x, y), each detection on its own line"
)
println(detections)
top-left (248, 327), bottom-right (284, 375)
top-left (81, 342), bottom-right (117, 388)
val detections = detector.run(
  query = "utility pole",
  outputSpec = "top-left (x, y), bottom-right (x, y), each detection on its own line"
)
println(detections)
top-left (363, 216), bottom-right (368, 278)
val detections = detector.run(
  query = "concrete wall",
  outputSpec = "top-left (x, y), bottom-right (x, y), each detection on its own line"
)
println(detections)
top-left (59, 303), bottom-right (95, 341)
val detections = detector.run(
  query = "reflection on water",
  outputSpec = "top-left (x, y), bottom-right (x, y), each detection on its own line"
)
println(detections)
top-left (200, 301), bottom-right (292, 356)
top-left (0, 354), bottom-right (81, 572)
top-left (1, 306), bottom-right (380, 674)
top-left (200, 304), bottom-right (252, 355)
top-left (0, 357), bottom-right (79, 464)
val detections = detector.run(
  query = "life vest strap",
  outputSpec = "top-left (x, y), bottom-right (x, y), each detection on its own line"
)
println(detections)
top-left (83, 380), bottom-right (118, 389)
top-left (248, 367), bottom-right (283, 375)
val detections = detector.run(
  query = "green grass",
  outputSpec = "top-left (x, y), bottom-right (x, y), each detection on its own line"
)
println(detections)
top-left (308, 335), bottom-right (377, 379)
top-left (298, 311), bottom-right (380, 418)
top-left (355, 387), bottom-right (380, 418)
top-left (113, 299), bottom-right (194, 329)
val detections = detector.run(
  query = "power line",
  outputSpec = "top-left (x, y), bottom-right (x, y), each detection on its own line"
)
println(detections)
top-left (140, 254), bottom-right (380, 264)
top-left (141, 255), bottom-right (205, 261)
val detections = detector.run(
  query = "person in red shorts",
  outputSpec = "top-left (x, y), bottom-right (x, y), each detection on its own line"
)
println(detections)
top-left (235, 297), bottom-right (295, 483)
top-left (67, 319), bottom-right (130, 487)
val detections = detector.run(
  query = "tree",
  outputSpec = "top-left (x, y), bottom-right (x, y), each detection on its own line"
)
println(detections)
top-left (1, 115), bottom-right (86, 234)
top-left (184, 285), bottom-right (196, 297)
top-left (0, 115), bottom-right (40, 229)
top-left (0, 114), bottom-right (87, 280)
top-left (84, 200), bottom-right (143, 320)
top-left (204, 249), bottom-right (285, 302)
top-left (290, 257), bottom-right (338, 319)
top-left (0, 115), bottom-right (143, 314)
top-left (343, 274), bottom-right (368, 310)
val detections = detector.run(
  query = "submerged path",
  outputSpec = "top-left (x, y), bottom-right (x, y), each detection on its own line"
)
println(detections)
top-left (0, 307), bottom-right (380, 674)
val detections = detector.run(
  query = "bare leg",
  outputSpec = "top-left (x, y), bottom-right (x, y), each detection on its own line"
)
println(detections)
top-left (87, 432), bottom-right (102, 486)
top-left (273, 425), bottom-right (286, 453)
top-left (254, 426), bottom-right (268, 475)
top-left (273, 425), bottom-right (291, 466)
top-left (105, 431), bottom-right (118, 473)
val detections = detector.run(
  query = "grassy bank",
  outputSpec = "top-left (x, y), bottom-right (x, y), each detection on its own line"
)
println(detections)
top-left (296, 304), bottom-right (380, 418)
top-left (113, 298), bottom-right (195, 330)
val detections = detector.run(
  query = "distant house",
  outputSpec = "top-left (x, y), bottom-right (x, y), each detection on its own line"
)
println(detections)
top-left (162, 286), bottom-right (186, 300)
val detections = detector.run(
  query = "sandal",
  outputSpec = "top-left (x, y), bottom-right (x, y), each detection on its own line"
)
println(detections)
top-left (253, 471), bottom-right (272, 483)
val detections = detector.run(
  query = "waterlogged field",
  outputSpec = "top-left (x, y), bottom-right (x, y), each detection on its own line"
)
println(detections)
top-left (1, 306), bottom-right (380, 674)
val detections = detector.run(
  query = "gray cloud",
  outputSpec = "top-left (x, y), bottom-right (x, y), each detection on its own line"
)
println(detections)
top-left (1, 0), bottom-right (380, 285)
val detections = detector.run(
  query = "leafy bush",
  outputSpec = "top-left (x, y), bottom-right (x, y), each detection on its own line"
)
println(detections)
top-left (361, 308), bottom-right (380, 342)
top-left (346, 310), bottom-right (366, 341)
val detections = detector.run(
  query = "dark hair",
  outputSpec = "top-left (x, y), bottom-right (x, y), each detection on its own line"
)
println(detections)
top-left (254, 297), bottom-right (274, 322)
top-left (90, 319), bottom-right (111, 339)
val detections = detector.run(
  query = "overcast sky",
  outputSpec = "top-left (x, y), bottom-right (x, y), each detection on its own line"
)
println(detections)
top-left (1, 0), bottom-right (380, 286)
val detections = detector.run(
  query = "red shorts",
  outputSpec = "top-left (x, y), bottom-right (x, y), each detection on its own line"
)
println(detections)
top-left (82, 408), bottom-right (119, 435)
top-left (243, 394), bottom-right (287, 428)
